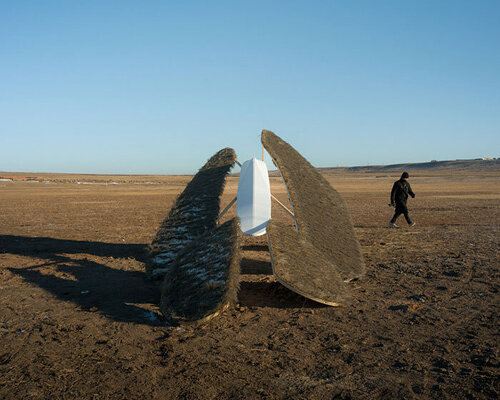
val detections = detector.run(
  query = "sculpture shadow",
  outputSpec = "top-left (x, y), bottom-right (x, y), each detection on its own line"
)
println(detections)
top-left (238, 256), bottom-right (327, 309)
top-left (240, 258), bottom-right (273, 275)
top-left (238, 281), bottom-right (326, 309)
top-left (241, 245), bottom-right (269, 252)
top-left (1, 235), bottom-right (164, 326)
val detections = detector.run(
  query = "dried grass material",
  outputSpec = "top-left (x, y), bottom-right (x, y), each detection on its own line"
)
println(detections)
top-left (262, 130), bottom-right (364, 280)
top-left (160, 218), bottom-right (241, 325)
top-left (267, 220), bottom-right (351, 306)
top-left (147, 148), bottom-right (236, 279)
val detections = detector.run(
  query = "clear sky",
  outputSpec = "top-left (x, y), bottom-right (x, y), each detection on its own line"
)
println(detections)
top-left (1, 1), bottom-right (499, 174)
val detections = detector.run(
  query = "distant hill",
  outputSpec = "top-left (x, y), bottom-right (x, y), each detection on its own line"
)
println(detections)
top-left (2, 158), bottom-right (498, 181)
top-left (317, 158), bottom-right (499, 174)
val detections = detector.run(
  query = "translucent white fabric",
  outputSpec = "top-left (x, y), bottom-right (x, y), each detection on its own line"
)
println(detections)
top-left (236, 158), bottom-right (271, 236)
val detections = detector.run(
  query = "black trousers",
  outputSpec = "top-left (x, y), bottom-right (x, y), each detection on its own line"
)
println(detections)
top-left (390, 202), bottom-right (413, 225)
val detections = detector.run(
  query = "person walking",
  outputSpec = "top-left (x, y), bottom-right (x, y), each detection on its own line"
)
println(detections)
top-left (389, 171), bottom-right (415, 227)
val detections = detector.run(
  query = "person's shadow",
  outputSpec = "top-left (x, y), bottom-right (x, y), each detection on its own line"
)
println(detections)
top-left (1, 235), bottom-right (164, 326)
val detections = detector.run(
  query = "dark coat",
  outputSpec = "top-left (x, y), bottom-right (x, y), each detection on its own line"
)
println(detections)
top-left (390, 179), bottom-right (415, 207)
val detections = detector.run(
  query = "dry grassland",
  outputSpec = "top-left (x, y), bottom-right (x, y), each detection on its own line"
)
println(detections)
top-left (0, 169), bottom-right (498, 399)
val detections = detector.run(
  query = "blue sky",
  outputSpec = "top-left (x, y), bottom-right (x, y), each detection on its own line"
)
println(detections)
top-left (1, 1), bottom-right (499, 174)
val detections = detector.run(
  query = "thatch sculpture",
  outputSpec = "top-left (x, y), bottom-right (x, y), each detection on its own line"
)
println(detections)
top-left (160, 218), bottom-right (241, 325)
top-left (262, 130), bottom-right (365, 282)
top-left (147, 148), bottom-right (236, 280)
top-left (267, 221), bottom-right (352, 306)
top-left (148, 131), bottom-right (364, 324)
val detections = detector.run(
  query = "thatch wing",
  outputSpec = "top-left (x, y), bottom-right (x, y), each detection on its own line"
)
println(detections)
top-left (147, 148), bottom-right (236, 279)
top-left (267, 221), bottom-right (351, 306)
top-left (160, 218), bottom-right (241, 325)
top-left (262, 130), bottom-right (364, 281)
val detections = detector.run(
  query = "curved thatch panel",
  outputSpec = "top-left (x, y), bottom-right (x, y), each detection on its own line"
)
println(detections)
top-left (267, 221), bottom-right (351, 306)
top-left (160, 218), bottom-right (241, 325)
top-left (262, 130), bottom-right (364, 281)
top-left (147, 148), bottom-right (236, 280)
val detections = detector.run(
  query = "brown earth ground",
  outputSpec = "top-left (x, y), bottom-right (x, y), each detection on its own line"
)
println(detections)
top-left (0, 169), bottom-right (498, 399)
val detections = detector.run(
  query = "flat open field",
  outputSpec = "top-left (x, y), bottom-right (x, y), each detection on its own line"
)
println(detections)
top-left (0, 169), bottom-right (498, 399)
